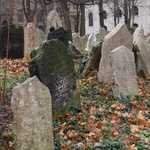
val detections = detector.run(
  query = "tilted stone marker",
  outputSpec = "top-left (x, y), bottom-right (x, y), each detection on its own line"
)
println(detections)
top-left (111, 46), bottom-right (139, 97)
top-left (98, 23), bottom-right (133, 83)
top-left (83, 41), bottom-right (103, 76)
top-left (134, 37), bottom-right (150, 77)
top-left (11, 76), bottom-right (54, 150)
top-left (28, 38), bottom-right (79, 119)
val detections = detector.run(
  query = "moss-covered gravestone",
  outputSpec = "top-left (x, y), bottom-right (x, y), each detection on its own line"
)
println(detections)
top-left (47, 27), bottom-right (69, 47)
top-left (0, 26), bottom-right (24, 59)
top-left (28, 38), bottom-right (80, 119)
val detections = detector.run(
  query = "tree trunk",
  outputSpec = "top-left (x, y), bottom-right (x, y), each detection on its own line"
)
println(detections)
top-left (60, 0), bottom-right (72, 41)
top-left (114, 0), bottom-right (117, 26)
top-left (80, 4), bottom-right (85, 36)
top-left (76, 4), bottom-right (80, 33)
top-left (124, 0), bottom-right (129, 27)
top-left (128, 0), bottom-right (131, 27)
top-left (22, 0), bottom-right (37, 23)
top-left (131, 0), bottom-right (135, 26)
top-left (99, 0), bottom-right (104, 27)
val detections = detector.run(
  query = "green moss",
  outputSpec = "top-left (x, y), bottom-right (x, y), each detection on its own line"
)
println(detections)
top-left (53, 91), bottom-right (80, 121)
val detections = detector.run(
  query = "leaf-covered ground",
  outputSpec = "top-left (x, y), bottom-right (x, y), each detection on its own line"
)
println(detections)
top-left (0, 58), bottom-right (150, 150)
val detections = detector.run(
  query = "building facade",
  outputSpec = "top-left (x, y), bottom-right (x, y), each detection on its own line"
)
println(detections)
top-left (85, 0), bottom-right (150, 35)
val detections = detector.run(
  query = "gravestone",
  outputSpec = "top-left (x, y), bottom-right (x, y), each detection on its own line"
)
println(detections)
top-left (0, 26), bottom-right (24, 59)
top-left (83, 41), bottom-right (103, 76)
top-left (47, 10), bottom-right (62, 33)
top-left (82, 35), bottom-right (88, 49)
top-left (111, 46), bottom-right (139, 98)
top-left (73, 34), bottom-right (80, 49)
top-left (24, 22), bottom-right (37, 56)
top-left (11, 76), bottom-right (54, 150)
top-left (28, 39), bottom-right (80, 119)
top-left (47, 27), bottom-right (69, 47)
top-left (98, 23), bottom-right (133, 83)
top-left (69, 41), bottom-right (82, 59)
top-left (85, 34), bottom-right (97, 52)
top-left (147, 36), bottom-right (150, 44)
top-left (96, 28), bottom-right (107, 42)
top-left (36, 28), bottom-right (46, 46)
top-left (133, 26), bottom-right (145, 44)
top-left (134, 37), bottom-right (150, 77)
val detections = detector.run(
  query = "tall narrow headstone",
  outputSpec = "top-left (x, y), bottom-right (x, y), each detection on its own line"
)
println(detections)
top-left (111, 46), bottom-right (139, 97)
top-left (134, 37), bottom-right (150, 77)
top-left (24, 22), bottom-right (37, 56)
top-left (11, 76), bottom-right (54, 150)
top-left (98, 23), bottom-right (133, 83)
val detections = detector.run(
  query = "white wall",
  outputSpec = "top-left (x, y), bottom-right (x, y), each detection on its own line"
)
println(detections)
top-left (85, 4), bottom-right (100, 35)
top-left (85, 0), bottom-right (150, 35)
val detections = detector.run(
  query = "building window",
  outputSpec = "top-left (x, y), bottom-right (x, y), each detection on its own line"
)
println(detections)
top-left (2, 20), bottom-right (8, 26)
top-left (133, 6), bottom-right (138, 16)
top-left (116, 8), bottom-right (122, 17)
top-left (89, 12), bottom-right (93, 26)
top-left (103, 11), bottom-right (107, 19)
top-left (73, 4), bottom-right (77, 10)
top-left (17, 10), bottom-right (24, 23)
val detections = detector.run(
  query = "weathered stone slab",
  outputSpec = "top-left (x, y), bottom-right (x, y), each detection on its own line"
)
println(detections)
top-left (69, 41), bottom-right (82, 59)
top-left (83, 41), bottom-right (103, 76)
top-left (24, 22), bottom-right (37, 56)
top-left (47, 10), bottom-right (62, 33)
top-left (134, 37), bottom-right (150, 77)
top-left (98, 23), bottom-right (133, 83)
top-left (28, 39), bottom-right (80, 119)
top-left (147, 36), bottom-right (150, 44)
top-left (96, 28), bottom-right (107, 42)
top-left (111, 46), bottom-right (139, 97)
top-left (133, 27), bottom-right (145, 44)
top-left (47, 27), bottom-right (69, 47)
top-left (11, 76), bottom-right (54, 150)
top-left (36, 28), bottom-right (46, 46)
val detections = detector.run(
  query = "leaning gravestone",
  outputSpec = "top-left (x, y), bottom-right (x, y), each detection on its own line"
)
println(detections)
top-left (11, 76), bottom-right (54, 150)
top-left (98, 23), bottom-right (133, 83)
top-left (28, 31), bottom-right (79, 119)
top-left (83, 41), bottom-right (103, 76)
top-left (134, 37), bottom-right (150, 77)
top-left (111, 46), bottom-right (139, 98)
